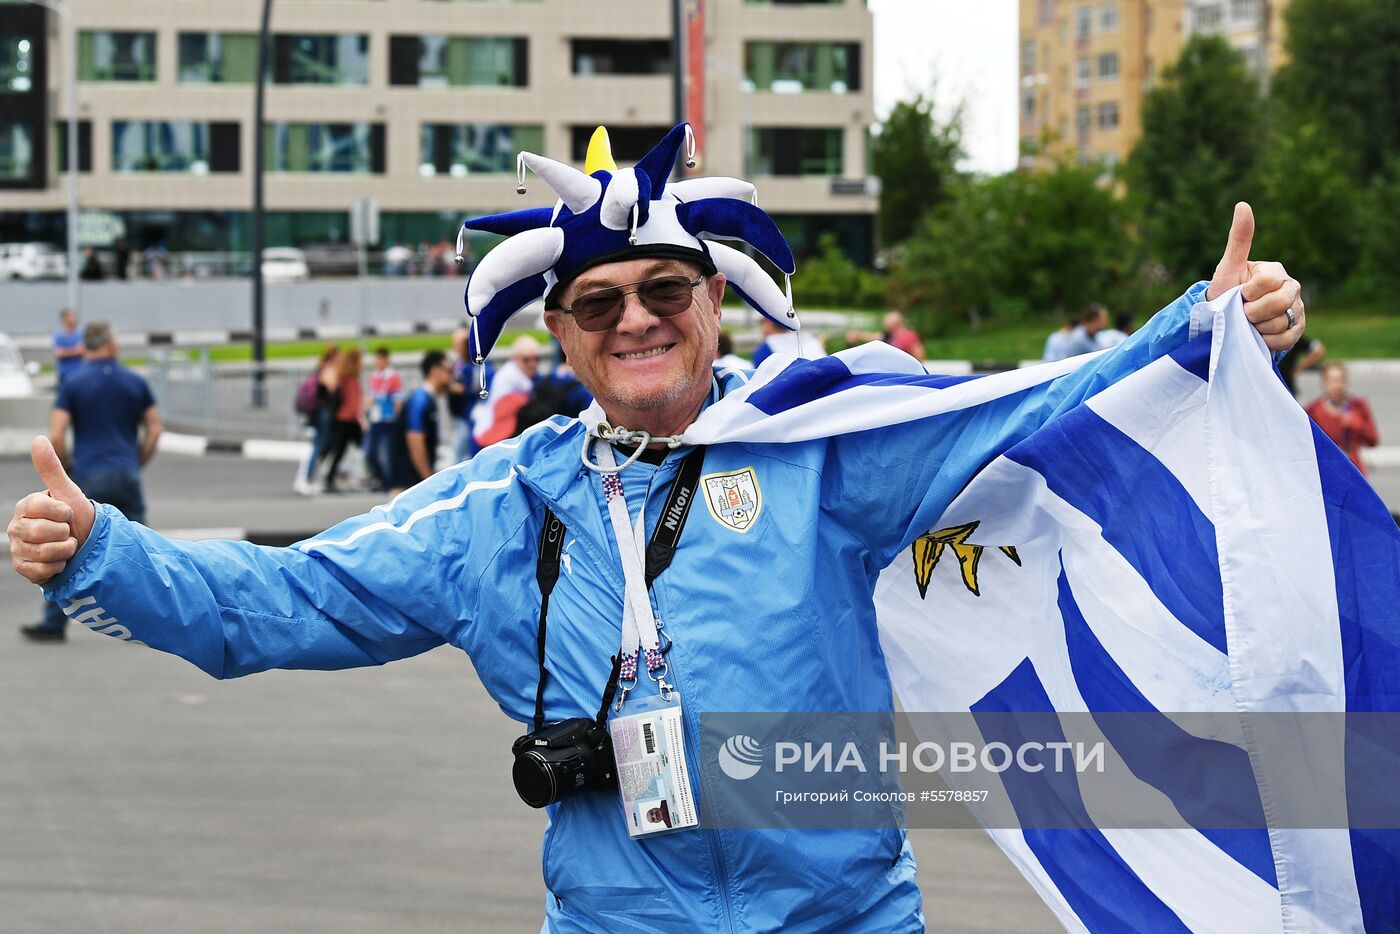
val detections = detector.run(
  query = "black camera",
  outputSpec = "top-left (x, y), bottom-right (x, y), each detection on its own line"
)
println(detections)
top-left (511, 717), bottom-right (618, 809)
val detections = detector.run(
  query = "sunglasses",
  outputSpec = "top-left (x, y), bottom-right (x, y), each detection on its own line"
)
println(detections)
top-left (560, 275), bottom-right (703, 332)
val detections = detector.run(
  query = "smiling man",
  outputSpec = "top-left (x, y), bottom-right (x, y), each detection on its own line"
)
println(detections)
top-left (9, 125), bottom-right (1304, 932)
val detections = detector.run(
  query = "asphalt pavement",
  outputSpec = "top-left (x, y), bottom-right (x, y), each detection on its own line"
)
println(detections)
top-left (0, 453), bottom-right (1061, 934)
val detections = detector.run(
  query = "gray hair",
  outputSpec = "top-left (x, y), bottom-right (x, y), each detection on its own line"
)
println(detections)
top-left (83, 321), bottom-right (113, 352)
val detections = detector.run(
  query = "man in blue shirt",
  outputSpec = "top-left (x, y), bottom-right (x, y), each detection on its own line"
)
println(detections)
top-left (387, 350), bottom-right (452, 493)
top-left (51, 309), bottom-right (84, 385)
top-left (21, 321), bottom-right (162, 642)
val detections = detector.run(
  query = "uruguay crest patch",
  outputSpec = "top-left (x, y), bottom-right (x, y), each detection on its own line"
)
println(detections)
top-left (702, 468), bottom-right (762, 533)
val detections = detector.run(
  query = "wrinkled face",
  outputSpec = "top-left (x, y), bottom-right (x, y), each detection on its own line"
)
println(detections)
top-left (546, 258), bottom-right (724, 421)
top-left (1323, 367), bottom-right (1347, 402)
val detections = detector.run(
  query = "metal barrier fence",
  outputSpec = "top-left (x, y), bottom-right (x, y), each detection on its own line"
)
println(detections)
top-left (147, 351), bottom-right (312, 441)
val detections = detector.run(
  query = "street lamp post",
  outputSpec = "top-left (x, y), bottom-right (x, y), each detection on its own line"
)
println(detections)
top-left (26, 0), bottom-right (79, 313)
top-left (250, 0), bottom-right (274, 408)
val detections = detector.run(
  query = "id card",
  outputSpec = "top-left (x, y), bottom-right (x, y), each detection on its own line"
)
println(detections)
top-left (608, 692), bottom-right (698, 838)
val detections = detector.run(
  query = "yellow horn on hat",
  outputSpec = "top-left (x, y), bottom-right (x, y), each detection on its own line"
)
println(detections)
top-left (584, 126), bottom-right (617, 174)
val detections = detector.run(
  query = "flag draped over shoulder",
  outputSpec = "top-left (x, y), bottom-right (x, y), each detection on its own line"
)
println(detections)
top-left (684, 290), bottom-right (1400, 933)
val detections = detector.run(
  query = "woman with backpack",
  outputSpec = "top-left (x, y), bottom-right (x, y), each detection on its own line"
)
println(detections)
top-left (293, 344), bottom-right (340, 496)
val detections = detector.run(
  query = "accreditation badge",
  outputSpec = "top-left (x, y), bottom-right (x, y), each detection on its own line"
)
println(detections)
top-left (608, 693), bottom-right (699, 838)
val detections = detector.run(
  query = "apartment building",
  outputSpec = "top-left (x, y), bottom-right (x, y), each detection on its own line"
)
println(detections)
top-left (1018, 0), bottom-right (1288, 169)
top-left (0, 0), bottom-right (876, 264)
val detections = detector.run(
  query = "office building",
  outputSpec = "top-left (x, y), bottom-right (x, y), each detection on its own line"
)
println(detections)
top-left (0, 0), bottom-right (876, 265)
top-left (1018, 0), bottom-right (1288, 169)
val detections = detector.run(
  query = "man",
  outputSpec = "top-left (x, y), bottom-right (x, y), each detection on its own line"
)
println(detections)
top-left (1062, 302), bottom-right (1108, 357)
top-left (8, 126), bottom-right (1303, 928)
top-left (1041, 309), bottom-right (1080, 362)
top-left (472, 334), bottom-right (542, 446)
top-left (20, 321), bottom-right (160, 642)
top-left (843, 310), bottom-right (921, 362)
top-left (1094, 311), bottom-right (1134, 350)
top-left (752, 315), bottom-right (826, 366)
top-left (51, 309), bottom-right (83, 385)
top-left (386, 350), bottom-right (451, 492)
top-left (1306, 361), bottom-right (1379, 477)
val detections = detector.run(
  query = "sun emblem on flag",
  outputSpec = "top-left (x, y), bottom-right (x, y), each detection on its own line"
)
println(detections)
top-left (911, 521), bottom-right (1021, 598)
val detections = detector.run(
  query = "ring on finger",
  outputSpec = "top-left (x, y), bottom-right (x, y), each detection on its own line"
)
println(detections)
top-left (1285, 305), bottom-right (1297, 330)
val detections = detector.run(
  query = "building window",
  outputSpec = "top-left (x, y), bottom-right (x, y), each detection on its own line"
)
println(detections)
top-left (112, 121), bottom-right (240, 173)
top-left (1022, 88), bottom-right (1037, 120)
top-left (1, 36), bottom-right (35, 92)
top-left (745, 41), bottom-right (861, 93)
top-left (1097, 52), bottom-right (1119, 81)
top-left (80, 32), bottom-right (157, 82)
top-left (1039, 0), bottom-right (1055, 25)
top-left (1194, 3), bottom-right (1224, 31)
top-left (1021, 40), bottom-right (1036, 74)
top-left (1229, 0), bottom-right (1259, 22)
top-left (1075, 105), bottom-right (1091, 140)
top-left (1075, 56), bottom-right (1092, 87)
top-left (749, 127), bottom-right (843, 176)
top-left (571, 39), bottom-right (671, 76)
top-left (1098, 2), bottom-right (1118, 31)
top-left (272, 35), bottom-right (369, 85)
top-left (0, 121), bottom-right (33, 179)
top-left (53, 120), bottom-right (92, 173)
top-left (419, 123), bottom-right (542, 176)
top-left (569, 125), bottom-right (671, 161)
top-left (179, 33), bottom-right (259, 83)
top-left (267, 122), bottom-right (384, 173)
top-left (1096, 101), bottom-right (1119, 129)
top-left (390, 36), bottom-right (527, 87)
top-left (1075, 6), bottom-right (1092, 39)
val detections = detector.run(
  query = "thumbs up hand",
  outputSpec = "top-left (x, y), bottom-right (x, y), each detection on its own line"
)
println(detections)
top-left (1207, 202), bottom-right (1305, 353)
top-left (7, 436), bottom-right (95, 585)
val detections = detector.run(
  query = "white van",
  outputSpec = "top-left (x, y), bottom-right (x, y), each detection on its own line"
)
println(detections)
top-left (0, 242), bottom-right (67, 281)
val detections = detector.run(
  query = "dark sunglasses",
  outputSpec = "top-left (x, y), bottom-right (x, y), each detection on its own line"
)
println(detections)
top-left (560, 275), bottom-right (703, 332)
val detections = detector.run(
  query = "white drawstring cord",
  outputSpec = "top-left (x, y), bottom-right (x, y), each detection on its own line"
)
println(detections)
top-left (582, 426), bottom-right (684, 475)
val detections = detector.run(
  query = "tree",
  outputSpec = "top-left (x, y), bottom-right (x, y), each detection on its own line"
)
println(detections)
top-left (1128, 36), bottom-right (1262, 282)
top-left (890, 156), bottom-right (1131, 333)
top-left (1272, 0), bottom-right (1400, 186)
top-left (1353, 157), bottom-right (1400, 296)
top-left (1252, 121), bottom-right (1363, 296)
top-left (870, 92), bottom-right (964, 249)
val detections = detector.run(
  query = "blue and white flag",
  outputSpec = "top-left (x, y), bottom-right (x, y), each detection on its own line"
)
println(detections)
top-left (680, 290), bottom-right (1400, 932)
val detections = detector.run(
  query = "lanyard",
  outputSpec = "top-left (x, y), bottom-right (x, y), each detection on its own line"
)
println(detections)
top-left (532, 445), bottom-right (706, 730)
top-left (596, 444), bottom-right (706, 704)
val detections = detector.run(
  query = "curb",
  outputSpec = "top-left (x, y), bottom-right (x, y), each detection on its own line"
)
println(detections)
top-left (157, 432), bottom-right (309, 463)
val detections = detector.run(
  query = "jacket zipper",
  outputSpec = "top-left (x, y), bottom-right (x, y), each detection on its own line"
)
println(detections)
top-left (642, 466), bottom-right (738, 934)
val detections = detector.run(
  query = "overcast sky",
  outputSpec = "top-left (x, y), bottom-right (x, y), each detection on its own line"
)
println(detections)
top-left (867, 0), bottom-right (1018, 175)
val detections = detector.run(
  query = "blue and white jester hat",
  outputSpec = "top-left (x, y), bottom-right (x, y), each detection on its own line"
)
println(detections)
top-left (457, 123), bottom-right (799, 366)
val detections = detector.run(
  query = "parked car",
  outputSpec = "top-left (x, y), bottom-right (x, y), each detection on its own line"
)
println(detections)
top-left (0, 242), bottom-right (67, 281)
top-left (261, 247), bottom-right (310, 282)
top-left (300, 242), bottom-right (361, 277)
top-left (0, 334), bottom-right (39, 398)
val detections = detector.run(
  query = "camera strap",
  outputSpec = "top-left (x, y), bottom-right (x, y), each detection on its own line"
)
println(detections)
top-left (532, 446), bottom-right (706, 732)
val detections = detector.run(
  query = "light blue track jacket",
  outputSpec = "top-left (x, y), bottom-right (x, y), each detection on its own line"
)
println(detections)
top-left (44, 283), bottom-right (1208, 932)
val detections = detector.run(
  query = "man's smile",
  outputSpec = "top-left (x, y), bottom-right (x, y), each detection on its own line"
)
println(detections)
top-left (614, 344), bottom-right (676, 360)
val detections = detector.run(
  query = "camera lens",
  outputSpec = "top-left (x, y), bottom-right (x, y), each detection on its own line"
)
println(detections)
top-left (513, 750), bottom-right (563, 808)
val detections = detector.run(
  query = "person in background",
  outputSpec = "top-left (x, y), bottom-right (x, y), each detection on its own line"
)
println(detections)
top-left (473, 335), bottom-right (543, 448)
top-left (322, 347), bottom-right (366, 493)
top-left (448, 328), bottom-right (492, 463)
top-left (113, 239), bottom-right (131, 281)
top-left (714, 330), bottom-right (750, 370)
top-left (1095, 311), bottom-right (1134, 350)
top-left (364, 347), bottom-right (403, 492)
top-left (1042, 310), bottom-right (1081, 362)
top-left (1279, 332), bottom-right (1326, 397)
top-left (1062, 303), bottom-right (1107, 357)
top-left (881, 310), bottom-right (925, 361)
top-left (1305, 362), bottom-right (1379, 477)
top-left (295, 344), bottom-right (341, 496)
top-left (21, 321), bottom-right (161, 642)
top-left (387, 350), bottom-right (452, 493)
top-left (755, 317), bottom-right (826, 366)
top-left (52, 309), bottom-right (84, 385)
top-left (79, 247), bottom-right (104, 282)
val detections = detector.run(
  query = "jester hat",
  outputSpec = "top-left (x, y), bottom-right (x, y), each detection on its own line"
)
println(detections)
top-left (458, 123), bottom-right (798, 364)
